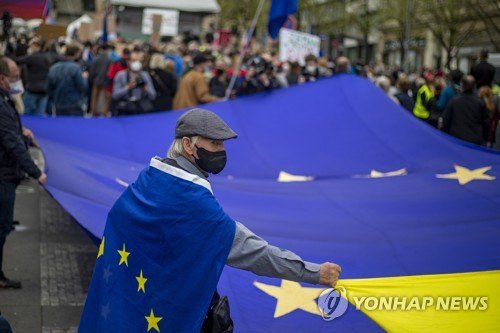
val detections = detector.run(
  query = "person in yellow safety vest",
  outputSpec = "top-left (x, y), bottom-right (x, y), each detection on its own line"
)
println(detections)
top-left (413, 72), bottom-right (436, 124)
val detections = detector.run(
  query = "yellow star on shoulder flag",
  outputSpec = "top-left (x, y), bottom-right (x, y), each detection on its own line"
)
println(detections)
top-left (136, 269), bottom-right (148, 293)
top-left (117, 243), bottom-right (130, 266)
top-left (436, 165), bottom-right (496, 185)
top-left (253, 280), bottom-right (324, 317)
top-left (145, 308), bottom-right (163, 332)
top-left (97, 237), bottom-right (105, 258)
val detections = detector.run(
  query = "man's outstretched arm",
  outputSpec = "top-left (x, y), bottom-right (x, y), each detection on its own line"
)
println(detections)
top-left (227, 222), bottom-right (341, 286)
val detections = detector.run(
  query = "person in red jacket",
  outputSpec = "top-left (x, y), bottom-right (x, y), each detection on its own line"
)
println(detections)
top-left (106, 48), bottom-right (130, 96)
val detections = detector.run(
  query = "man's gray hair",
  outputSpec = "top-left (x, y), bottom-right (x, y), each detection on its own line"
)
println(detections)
top-left (167, 136), bottom-right (200, 158)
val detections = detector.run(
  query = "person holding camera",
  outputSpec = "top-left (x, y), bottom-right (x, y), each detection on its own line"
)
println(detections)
top-left (111, 52), bottom-right (156, 116)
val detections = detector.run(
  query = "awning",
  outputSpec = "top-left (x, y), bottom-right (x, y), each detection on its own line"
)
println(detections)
top-left (110, 0), bottom-right (220, 13)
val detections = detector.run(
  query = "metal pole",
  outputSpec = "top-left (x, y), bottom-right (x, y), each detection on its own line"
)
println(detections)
top-left (225, 0), bottom-right (266, 99)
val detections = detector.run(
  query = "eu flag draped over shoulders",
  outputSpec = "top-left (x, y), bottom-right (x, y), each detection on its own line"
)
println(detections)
top-left (268, 0), bottom-right (298, 39)
top-left (79, 157), bottom-right (236, 332)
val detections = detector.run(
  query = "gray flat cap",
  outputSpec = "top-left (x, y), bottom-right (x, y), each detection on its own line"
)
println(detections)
top-left (175, 108), bottom-right (238, 140)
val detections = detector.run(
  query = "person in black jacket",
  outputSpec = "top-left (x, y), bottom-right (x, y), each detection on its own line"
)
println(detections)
top-left (443, 75), bottom-right (490, 145)
top-left (471, 50), bottom-right (496, 89)
top-left (394, 74), bottom-right (415, 112)
top-left (16, 38), bottom-right (51, 116)
top-left (0, 57), bottom-right (47, 289)
top-left (89, 44), bottom-right (112, 116)
top-left (148, 53), bottom-right (177, 112)
top-left (209, 59), bottom-right (229, 98)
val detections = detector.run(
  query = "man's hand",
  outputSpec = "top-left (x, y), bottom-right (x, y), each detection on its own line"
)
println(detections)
top-left (127, 80), bottom-right (137, 90)
top-left (38, 172), bottom-right (47, 185)
top-left (318, 262), bottom-right (341, 287)
top-left (22, 128), bottom-right (35, 141)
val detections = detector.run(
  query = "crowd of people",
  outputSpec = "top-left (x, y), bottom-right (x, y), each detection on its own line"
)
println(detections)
top-left (0, 34), bottom-right (349, 117)
top-left (0, 31), bottom-right (498, 149)
top-left (373, 49), bottom-right (498, 149)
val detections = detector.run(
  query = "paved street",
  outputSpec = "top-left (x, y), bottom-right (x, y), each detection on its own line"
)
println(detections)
top-left (0, 168), bottom-right (95, 332)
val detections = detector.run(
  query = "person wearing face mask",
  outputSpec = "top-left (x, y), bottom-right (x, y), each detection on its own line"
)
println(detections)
top-left (209, 59), bottom-right (229, 98)
top-left (302, 54), bottom-right (320, 82)
top-left (16, 38), bottom-right (51, 116)
top-left (80, 108), bottom-right (341, 332)
top-left (46, 44), bottom-right (88, 116)
top-left (111, 51), bottom-right (156, 115)
top-left (0, 57), bottom-right (47, 290)
top-left (173, 54), bottom-right (220, 110)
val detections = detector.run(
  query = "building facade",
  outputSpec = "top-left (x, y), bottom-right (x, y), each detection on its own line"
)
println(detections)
top-left (299, 0), bottom-right (500, 71)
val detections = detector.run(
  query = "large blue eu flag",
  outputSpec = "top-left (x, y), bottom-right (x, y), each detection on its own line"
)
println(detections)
top-left (79, 157), bottom-right (236, 332)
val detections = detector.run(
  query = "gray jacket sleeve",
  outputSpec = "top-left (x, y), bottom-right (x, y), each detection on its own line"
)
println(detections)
top-left (227, 222), bottom-right (321, 284)
top-left (143, 72), bottom-right (157, 100)
top-left (112, 72), bottom-right (129, 100)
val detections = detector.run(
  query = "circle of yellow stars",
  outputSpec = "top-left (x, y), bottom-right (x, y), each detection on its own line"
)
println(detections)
top-left (97, 238), bottom-right (162, 332)
top-left (279, 165), bottom-right (496, 185)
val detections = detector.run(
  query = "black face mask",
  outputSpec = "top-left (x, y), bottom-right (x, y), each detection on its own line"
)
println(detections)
top-left (194, 145), bottom-right (227, 174)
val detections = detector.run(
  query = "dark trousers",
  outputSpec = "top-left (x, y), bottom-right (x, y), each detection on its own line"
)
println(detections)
top-left (55, 105), bottom-right (84, 116)
top-left (0, 181), bottom-right (16, 276)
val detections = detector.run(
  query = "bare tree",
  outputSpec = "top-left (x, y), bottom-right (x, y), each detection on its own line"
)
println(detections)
top-left (464, 0), bottom-right (500, 51)
top-left (414, 0), bottom-right (486, 69)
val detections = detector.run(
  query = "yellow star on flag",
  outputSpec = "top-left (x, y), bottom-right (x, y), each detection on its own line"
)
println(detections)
top-left (136, 269), bottom-right (148, 293)
top-left (117, 243), bottom-right (130, 266)
top-left (253, 280), bottom-right (324, 317)
top-left (436, 165), bottom-right (496, 185)
top-left (145, 308), bottom-right (163, 332)
top-left (97, 237), bottom-right (105, 258)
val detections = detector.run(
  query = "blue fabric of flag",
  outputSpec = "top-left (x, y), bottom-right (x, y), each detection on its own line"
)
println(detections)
top-left (102, 12), bottom-right (108, 43)
top-left (268, 0), bottom-right (298, 39)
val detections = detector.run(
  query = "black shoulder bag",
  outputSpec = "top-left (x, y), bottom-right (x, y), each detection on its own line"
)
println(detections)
top-left (201, 291), bottom-right (234, 333)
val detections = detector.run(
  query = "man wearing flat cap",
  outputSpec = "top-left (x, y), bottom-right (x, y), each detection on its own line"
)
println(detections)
top-left (173, 54), bottom-right (220, 110)
top-left (80, 108), bottom-right (341, 333)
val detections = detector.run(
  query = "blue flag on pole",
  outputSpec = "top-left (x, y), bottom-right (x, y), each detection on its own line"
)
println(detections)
top-left (78, 157), bottom-right (236, 332)
top-left (101, 0), bottom-right (110, 43)
top-left (268, 0), bottom-right (298, 39)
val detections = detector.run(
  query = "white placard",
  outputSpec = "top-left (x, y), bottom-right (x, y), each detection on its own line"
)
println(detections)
top-left (279, 28), bottom-right (321, 65)
top-left (142, 8), bottom-right (179, 36)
